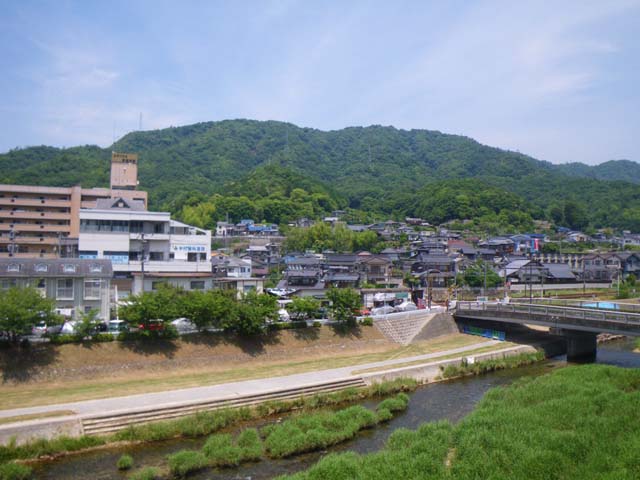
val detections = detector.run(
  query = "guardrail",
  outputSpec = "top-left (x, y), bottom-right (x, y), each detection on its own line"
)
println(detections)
top-left (511, 298), bottom-right (640, 314)
top-left (455, 301), bottom-right (640, 333)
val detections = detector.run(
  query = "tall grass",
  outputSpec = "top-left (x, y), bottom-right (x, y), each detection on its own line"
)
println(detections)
top-left (0, 378), bottom-right (418, 470)
top-left (277, 364), bottom-right (640, 480)
top-left (439, 351), bottom-right (544, 379)
top-left (166, 394), bottom-right (409, 476)
top-left (0, 462), bottom-right (32, 480)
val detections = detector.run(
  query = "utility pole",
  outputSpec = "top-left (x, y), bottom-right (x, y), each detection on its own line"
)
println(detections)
top-left (140, 233), bottom-right (147, 294)
top-left (483, 262), bottom-right (487, 297)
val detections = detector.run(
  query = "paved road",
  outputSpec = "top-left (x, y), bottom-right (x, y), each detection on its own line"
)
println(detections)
top-left (0, 340), bottom-right (499, 420)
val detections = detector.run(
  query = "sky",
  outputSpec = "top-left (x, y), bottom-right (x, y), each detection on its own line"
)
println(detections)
top-left (1, 0), bottom-right (639, 165)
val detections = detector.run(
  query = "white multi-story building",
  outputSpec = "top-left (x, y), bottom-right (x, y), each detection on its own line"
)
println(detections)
top-left (78, 197), bottom-right (212, 295)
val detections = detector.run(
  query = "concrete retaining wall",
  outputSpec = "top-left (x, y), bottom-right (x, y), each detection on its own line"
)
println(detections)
top-left (361, 345), bottom-right (537, 385)
top-left (0, 416), bottom-right (83, 446)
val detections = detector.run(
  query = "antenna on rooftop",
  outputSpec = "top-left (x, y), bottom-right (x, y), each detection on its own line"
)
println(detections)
top-left (139, 112), bottom-right (143, 131)
top-left (112, 122), bottom-right (116, 146)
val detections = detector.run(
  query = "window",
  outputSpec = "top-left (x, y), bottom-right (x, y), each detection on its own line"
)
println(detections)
top-left (56, 278), bottom-right (74, 299)
top-left (187, 252), bottom-right (197, 262)
top-left (35, 263), bottom-right (48, 273)
top-left (0, 279), bottom-right (16, 290)
top-left (151, 281), bottom-right (165, 290)
top-left (154, 223), bottom-right (165, 234)
top-left (89, 264), bottom-right (103, 273)
top-left (84, 278), bottom-right (101, 299)
top-left (149, 252), bottom-right (164, 261)
top-left (7, 264), bottom-right (20, 273)
top-left (190, 281), bottom-right (205, 290)
top-left (62, 264), bottom-right (77, 273)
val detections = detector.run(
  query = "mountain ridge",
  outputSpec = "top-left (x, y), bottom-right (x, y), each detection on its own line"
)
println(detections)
top-left (1, 119), bottom-right (639, 230)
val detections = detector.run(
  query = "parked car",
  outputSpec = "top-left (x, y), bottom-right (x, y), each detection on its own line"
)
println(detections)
top-left (138, 320), bottom-right (165, 331)
top-left (45, 324), bottom-right (64, 335)
top-left (355, 307), bottom-right (371, 316)
top-left (278, 308), bottom-right (291, 322)
top-left (371, 305), bottom-right (396, 316)
top-left (107, 320), bottom-right (129, 334)
top-left (32, 321), bottom-right (48, 336)
top-left (171, 318), bottom-right (197, 333)
top-left (395, 301), bottom-right (418, 312)
top-left (60, 321), bottom-right (79, 335)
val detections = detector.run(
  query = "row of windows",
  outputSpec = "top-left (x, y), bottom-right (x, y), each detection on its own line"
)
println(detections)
top-left (0, 263), bottom-right (103, 274)
top-left (0, 278), bottom-right (103, 300)
top-left (152, 280), bottom-right (205, 290)
top-left (80, 220), bottom-right (167, 234)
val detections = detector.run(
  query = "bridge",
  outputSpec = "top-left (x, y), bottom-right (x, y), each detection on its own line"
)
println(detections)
top-left (453, 302), bottom-right (640, 360)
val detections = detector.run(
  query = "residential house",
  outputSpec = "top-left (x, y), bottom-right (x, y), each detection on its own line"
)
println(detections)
top-left (0, 258), bottom-right (112, 320)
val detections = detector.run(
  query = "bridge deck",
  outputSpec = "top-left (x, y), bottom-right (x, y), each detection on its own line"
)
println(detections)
top-left (453, 302), bottom-right (640, 337)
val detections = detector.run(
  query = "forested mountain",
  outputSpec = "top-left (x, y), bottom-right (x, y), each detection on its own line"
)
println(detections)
top-left (1, 119), bottom-right (639, 231)
top-left (554, 159), bottom-right (640, 184)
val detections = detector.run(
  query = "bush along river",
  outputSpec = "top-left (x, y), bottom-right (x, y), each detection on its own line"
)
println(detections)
top-left (17, 339), bottom-right (640, 480)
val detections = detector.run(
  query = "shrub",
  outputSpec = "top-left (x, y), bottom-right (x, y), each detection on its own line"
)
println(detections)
top-left (376, 394), bottom-right (410, 413)
top-left (127, 467), bottom-right (160, 480)
top-left (202, 433), bottom-right (242, 467)
top-left (92, 333), bottom-right (115, 342)
top-left (48, 334), bottom-right (78, 345)
top-left (360, 317), bottom-right (374, 326)
top-left (0, 462), bottom-right (32, 480)
top-left (167, 450), bottom-right (208, 477)
top-left (117, 453), bottom-right (134, 470)
top-left (312, 321), bottom-right (322, 328)
top-left (376, 408), bottom-right (393, 422)
top-left (237, 428), bottom-right (263, 461)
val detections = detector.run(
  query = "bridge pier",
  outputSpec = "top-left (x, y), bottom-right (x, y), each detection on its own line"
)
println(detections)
top-left (564, 330), bottom-right (597, 362)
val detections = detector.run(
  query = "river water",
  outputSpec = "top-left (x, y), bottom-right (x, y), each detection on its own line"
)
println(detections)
top-left (32, 338), bottom-right (640, 479)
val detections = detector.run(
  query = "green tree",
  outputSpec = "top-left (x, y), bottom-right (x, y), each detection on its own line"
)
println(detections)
top-left (289, 296), bottom-right (320, 321)
top-left (183, 290), bottom-right (237, 330)
top-left (223, 292), bottom-right (278, 336)
top-left (0, 286), bottom-right (58, 341)
top-left (326, 288), bottom-right (362, 326)
top-left (120, 284), bottom-right (184, 328)
top-left (74, 309), bottom-right (100, 340)
top-left (458, 261), bottom-right (502, 289)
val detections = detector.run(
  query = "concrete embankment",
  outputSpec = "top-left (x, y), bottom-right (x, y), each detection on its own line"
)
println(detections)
top-left (0, 341), bottom-right (540, 446)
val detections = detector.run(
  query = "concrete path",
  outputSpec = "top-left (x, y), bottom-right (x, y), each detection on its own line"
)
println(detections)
top-left (0, 340), bottom-right (499, 420)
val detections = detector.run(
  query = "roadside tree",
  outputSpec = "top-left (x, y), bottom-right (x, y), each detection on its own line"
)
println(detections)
top-left (289, 296), bottom-right (320, 321)
top-left (183, 290), bottom-right (237, 330)
top-left (0, 286), bottom-right (58, 341)
top-left (223, 292), bottom-right (278, 336)
top-left (121, 284), bottom-right (185, 329)
top-left (326, 288), bottom-right (362, 326)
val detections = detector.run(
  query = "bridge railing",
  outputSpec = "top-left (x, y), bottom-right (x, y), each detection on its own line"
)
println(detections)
top-left (455, 302), bottom-right (640, 329)
top-left (511, 298), bottom-right (640, 314)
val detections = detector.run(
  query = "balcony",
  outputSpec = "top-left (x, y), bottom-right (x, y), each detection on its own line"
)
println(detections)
top-left (0, 236), bottom-right (60, 245)
top-left (0, 224), bottom-right (70, 233)
top-left (0, 198), bottom-right (70, 208)
top-left (112, 260), bottom-right (213, 274)
top-left (0, 210), bottom-right (70, 220)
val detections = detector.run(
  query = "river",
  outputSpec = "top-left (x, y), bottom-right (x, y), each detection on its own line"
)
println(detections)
top-left (32, 338), bottom-right (640, 479)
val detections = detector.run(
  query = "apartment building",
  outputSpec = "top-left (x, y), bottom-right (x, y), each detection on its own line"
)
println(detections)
top-left (78, 197), bottom-right (212, 296)
top-left (0, 153), bottom-right (147, 259)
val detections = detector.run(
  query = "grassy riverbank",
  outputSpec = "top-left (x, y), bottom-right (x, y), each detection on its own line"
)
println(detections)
top-left (165, 394), bottom-right (409, 478)
top-left (0, 331), bottom-right (484, 409)
top-left (0, 378), bottom-right (417, 468)
top-left (277, 364), bottom-right (640, 480)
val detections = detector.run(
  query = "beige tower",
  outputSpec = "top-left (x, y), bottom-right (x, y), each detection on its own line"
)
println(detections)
top-left (110, 152), bottom-right (139, 190)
